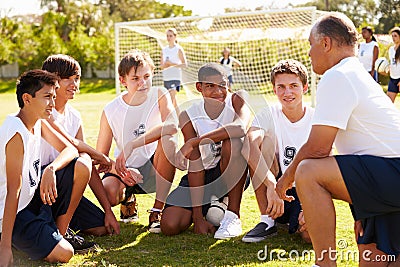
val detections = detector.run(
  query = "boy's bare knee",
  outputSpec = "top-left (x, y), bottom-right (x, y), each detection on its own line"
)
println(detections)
top-left (75, 156), bottom-right (92, 178)
top-left (295, 159), bottom-right (316, 186)
top-left (160, 216), bottom-right (181, 236)
top-left (45, 239), bottom-right (73, 263)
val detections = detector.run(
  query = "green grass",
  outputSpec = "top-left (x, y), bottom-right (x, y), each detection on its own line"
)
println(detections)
top-left (0, 86), bottom-right (398, 267)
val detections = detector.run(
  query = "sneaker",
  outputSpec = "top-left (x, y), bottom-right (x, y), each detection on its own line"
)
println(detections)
top-left (241, 222), bottom-right (278, 243)
top-left (120, 194), bottom-right (139, 223)
top-left (64, 228), bottom-right (99, 254)
top-left (148, 209), bottom-right (162, 234)
top-left (214, 210), bottom-right (242, 239)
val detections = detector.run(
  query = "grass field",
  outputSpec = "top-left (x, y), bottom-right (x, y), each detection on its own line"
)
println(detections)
top-left (0, 79), bottom-right (397, 267)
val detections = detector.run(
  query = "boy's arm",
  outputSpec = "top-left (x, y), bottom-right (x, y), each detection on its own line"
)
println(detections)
top-left (179, 111), bottom-right (215, 234)
top-left (46, 117), bottom-right (111, 170)
top-left (41, 120), bottom-right (78, 205)
top-left (116, 88), bottom-right (178, 174)
top-left (242, 127), bottom-right (284, 219)
top-left (176, 91), bottom-right (251, 167)
top-left (0, 134), bottom-right (24, 267)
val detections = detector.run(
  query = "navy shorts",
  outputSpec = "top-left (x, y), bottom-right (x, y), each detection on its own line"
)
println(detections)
top-left (102, 155), bottom-right (156, 201)
top-left (388, 77), bottom-right (400, 93)
top-left (275, 188), bottom-right (301, 234)
top-left (164, 80), bottom-right (181, 92)
top-left (336, 155), bottom-right (400, 256)
top-left (11, 159), bottom-right (78, 260)
top-left (227, 75), bottom-right (234, 85)
top-left (164, 163), bottom-right (226, 216)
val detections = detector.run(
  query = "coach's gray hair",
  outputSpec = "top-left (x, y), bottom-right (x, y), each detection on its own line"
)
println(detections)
top-left (313, 12), bottom-right (357, 47)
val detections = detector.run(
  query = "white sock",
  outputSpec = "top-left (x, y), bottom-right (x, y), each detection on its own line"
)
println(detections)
top-left (311, 265), bottom-right (320, 267)
top-left (260, 214), bottom-right (275, 226)
top-left (151, 207), bottom-right (162, 213)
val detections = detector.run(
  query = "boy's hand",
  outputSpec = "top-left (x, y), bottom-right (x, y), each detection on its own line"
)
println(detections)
top-left (0, 247), bottom-right (13, 267)
top-left (193, 217), bottom-right (216, 235)
top-left (104, 210), bottom-right (120, 235)
top-left (115, 152), bottom-right (128, 178)
top-left (175, 142), bottom-right (194, 170)
top-left (93, 154), bottom-right (112, 173)
top-left (265, 187), bottom-right (284, 219)
top-left (40, 166), bottom-right (58, 205)
top-left (121, 168), bottom-right (143, 187)
top-left (275, 173), bottom-right (295, 202)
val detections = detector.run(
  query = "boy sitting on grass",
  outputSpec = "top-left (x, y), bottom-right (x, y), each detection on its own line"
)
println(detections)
top-left (161, 63), bottom-right (251, 239)
top-left (241, 59), bottom-right (312, 243)
top-left (96, 49), bottom-right (178, 233)
top-left (0, 70), bottom-right (90, 265)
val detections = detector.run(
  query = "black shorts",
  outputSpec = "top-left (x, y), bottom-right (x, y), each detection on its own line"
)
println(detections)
top-left (102, 155), bottom-right (156, 200)
top-left (388, 77), bottom-right (400, 93)
top-left (163, 80), bottom-right (181, 92)
top-left (336, 155), bottom-right (400, 256)
top-left (275, 188), bottom-right (301, 234)
top-left (164, 162), bottom-right (227, 216)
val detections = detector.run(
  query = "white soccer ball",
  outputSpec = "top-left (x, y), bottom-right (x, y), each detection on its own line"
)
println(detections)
top-left (375, 57), bottom-right (390, 74)
top-left (205, 195), bottom-right (228, 227)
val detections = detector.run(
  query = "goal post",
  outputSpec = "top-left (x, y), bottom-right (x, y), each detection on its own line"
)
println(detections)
top-left (115, 7), bottom-right (323, 105)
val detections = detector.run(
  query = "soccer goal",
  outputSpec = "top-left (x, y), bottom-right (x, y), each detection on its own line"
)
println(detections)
top-left (115, 7), bottom-right (324, 105)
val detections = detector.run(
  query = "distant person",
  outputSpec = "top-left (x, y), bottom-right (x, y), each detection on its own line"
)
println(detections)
top-left (241, 59), bottom-right (312, 243)
top-left (276, 12), bottom-right (400, 266)
top-left (160, 28), bottom-right (187, 112)
top-left (161, 63), bottom-right (250, 239)
top-left (218, 47), bottom-right (242, 90)
top-left (358, 26), bottom-right (379, 81)
top-left (387, 27), bottom-right (400, 103)
top-left (97, 50), bottom-right (177, 233)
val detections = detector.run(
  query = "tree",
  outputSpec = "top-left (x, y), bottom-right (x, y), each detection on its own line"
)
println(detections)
top-left (376, 0), bottom-right (400, 33)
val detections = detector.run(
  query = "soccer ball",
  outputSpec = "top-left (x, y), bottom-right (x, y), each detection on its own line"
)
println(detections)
top-left (205, 195), bottom-right (228, 227)
top-left (375, 57), bottom-right (390, 74)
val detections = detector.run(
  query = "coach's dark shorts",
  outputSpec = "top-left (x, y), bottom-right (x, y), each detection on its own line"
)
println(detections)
top-left (336, 155), bottom-right (400, 256)
top-left (388, 78), bottom-right (400, 93)
top-left (102, 155), bottom-right (156, 200)
top-left (164, 80), bottom-right (181, 92)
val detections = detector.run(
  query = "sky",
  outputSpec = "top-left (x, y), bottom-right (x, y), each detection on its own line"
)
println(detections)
top-left (0, 0), bottom-right (310, 17)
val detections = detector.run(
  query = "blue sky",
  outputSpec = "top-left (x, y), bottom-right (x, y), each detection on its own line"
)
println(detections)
top-left (0, 0), bottom-right (310, 16)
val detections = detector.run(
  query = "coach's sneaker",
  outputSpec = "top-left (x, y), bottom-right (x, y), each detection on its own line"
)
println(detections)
top-left (148, 209), bottom-right (162, 233)
top-left (65, 228), bottom-right (99, 254)
top-left (120, 194), bottom-right (139, 223)
top-left (241, 222), bottom-right (278, 243)
top-left (214, 210), bottom-right (242, 239)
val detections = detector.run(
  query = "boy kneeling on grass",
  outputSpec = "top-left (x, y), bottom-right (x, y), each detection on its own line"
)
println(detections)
top-left (161, 63), bottom-right (251, 239)
top-left (241, 59), bottom-right (312, 243)
top-left (0, 70), bottom-right (93, 266)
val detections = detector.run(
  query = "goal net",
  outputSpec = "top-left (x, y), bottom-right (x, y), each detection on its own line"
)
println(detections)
top-left (115, 7), bottom-right (324, 105)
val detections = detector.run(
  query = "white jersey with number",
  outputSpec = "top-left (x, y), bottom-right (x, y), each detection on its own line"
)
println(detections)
top-left (0, 116), bottom-right (41, 232)
top-left (358, 41), bottom-right (378, 72)
top-left (41, 104), bottom-right (82, 166)
top-left (185, 93), bottom-right (235, 170)
top-left (313, 57), bottom-right (400, 156)
top-left (162, 44), bottom-right (183, 81)
top-left (104, 87), bottom-right (162, 168)
top-left (252, 104), bottom-right (314, 173)
top-left (389, 46), bottom-right (400, 79)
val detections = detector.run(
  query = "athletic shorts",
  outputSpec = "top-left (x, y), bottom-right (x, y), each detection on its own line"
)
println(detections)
top-left (164, 162), bottom-right (226, 216)
top-left (164, 80), bottom-right (181, 92)
top-left (336, 155), bottom-right (400, 256)
top-left (227, 75), bottom-right (234, 85)
top-left (11, 159), bottom-right (78, 260)
top-left (102, 155), bottom-right (156, 200)
top-left (388, 77), bottom-right (400, 93)
top-left (275, 188), bottom-right (301, 234)
top-left (164, 163), bottom-right (249, 216)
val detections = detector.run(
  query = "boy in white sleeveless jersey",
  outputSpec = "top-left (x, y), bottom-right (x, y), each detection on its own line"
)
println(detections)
top-left (241, 59), bottom-right (312, 243)
top-left (0, 70), bottom-right (87, 265)
top-left (41, 54), bottom-right (120, 239)
top-left (161, 63), bottom-right (251, 239)
top-left (97, 50), bottom-right (177, 233)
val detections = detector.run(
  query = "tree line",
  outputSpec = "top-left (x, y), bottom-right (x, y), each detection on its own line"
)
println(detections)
top-left (0, 0), bottom-right (398, 77)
